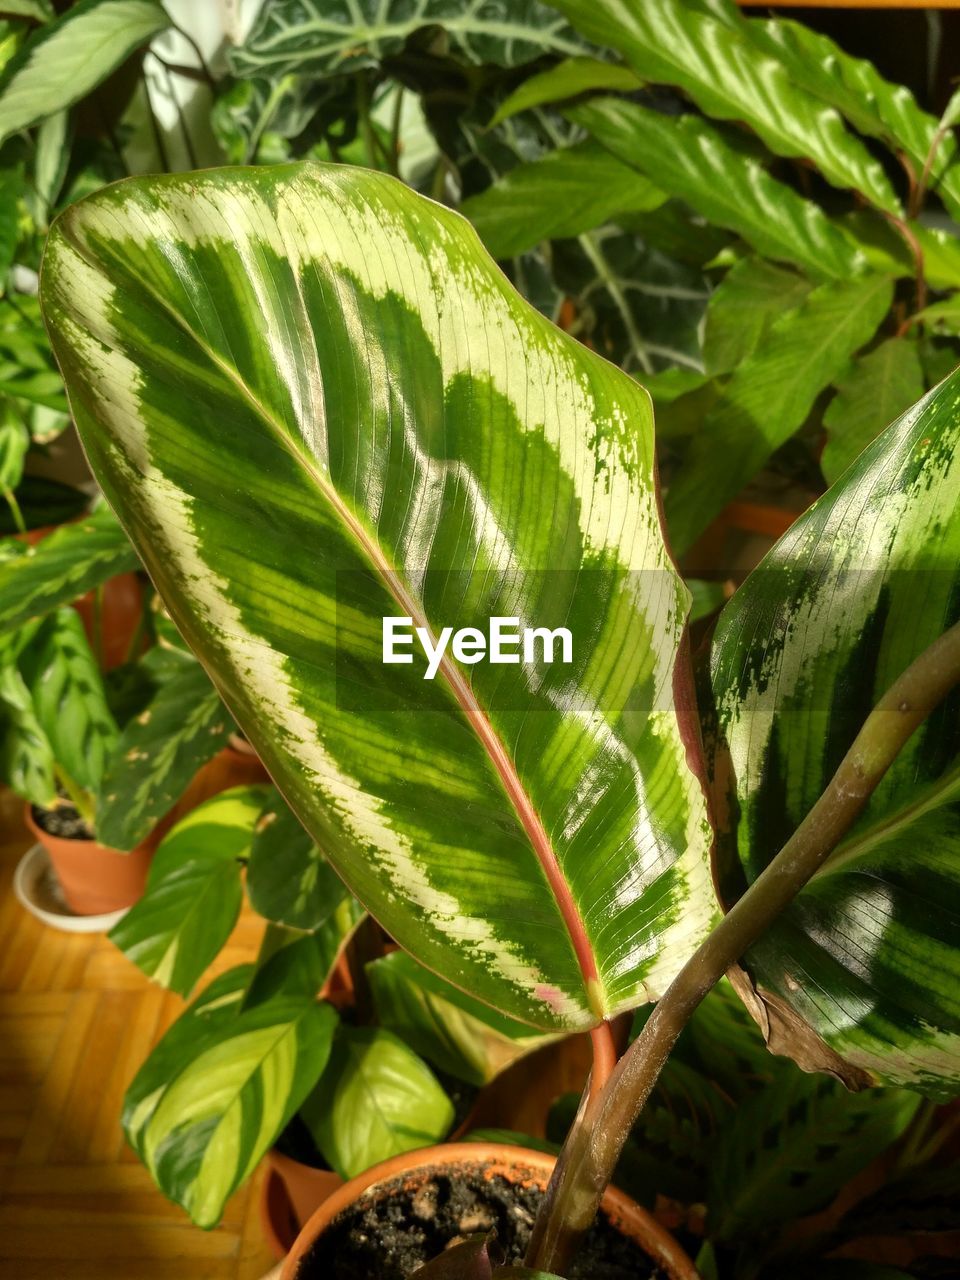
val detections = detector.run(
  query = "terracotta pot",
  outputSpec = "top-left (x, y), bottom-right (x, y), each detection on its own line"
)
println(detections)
top-left (261, 1150), bottom-right (344, 1258)
top-left (282, 1142), bottom-right (698, 1280)
top-left (24, 804), bottom-right (152, 916)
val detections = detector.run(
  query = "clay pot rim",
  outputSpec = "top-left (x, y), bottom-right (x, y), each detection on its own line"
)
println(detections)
top-left (282, 1141), bottom-right (699, 1280)
top-left (24, 801), bottom-right (98, 848)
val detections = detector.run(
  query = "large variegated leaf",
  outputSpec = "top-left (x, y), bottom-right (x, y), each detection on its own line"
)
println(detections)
top-left (548, 0), bottom-right (899, 212)
top-left (707, 371), bottom-right (960, 1095)
top-left (228, 0), bottom-right (586, 81)
top-left (40, 162), bottom-right (716, 1033)
top-left (124, 965), bottom-right (337, 1227)
top-left (568, 98), bottom-right (864, 282)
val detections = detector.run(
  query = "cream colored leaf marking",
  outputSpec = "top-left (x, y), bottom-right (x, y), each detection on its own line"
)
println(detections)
top-left (51, 167), bottom-right (713, 1021)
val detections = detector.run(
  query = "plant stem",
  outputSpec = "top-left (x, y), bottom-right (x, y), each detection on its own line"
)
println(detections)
top-left (526, 619), bottom-right (960, 1275)
top-left (53, 764), bottom-right (96, 829)
top-left (3, 487), bottom-right (26, 535)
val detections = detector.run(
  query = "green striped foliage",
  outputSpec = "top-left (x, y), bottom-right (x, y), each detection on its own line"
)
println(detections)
top-left (245, 788), bottom-right (348, 933)
top-left (109, 786), bottom-right (269, 996)
top-left (0, 503), bottom-right (139, 634)
top-left (41, 162), bottom-right (717, 1033)
top-left (124, 966), bottom-right (337, 1227)
top-left (708, 370), bottom-right (960, 1095)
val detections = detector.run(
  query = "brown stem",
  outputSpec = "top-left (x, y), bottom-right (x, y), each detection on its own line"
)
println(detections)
top-left (883, 211), bottom-right (927, 321)
top-left (526, 619), bottom-right (960, 1275)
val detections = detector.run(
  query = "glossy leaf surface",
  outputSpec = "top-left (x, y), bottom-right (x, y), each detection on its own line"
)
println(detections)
top-left (302, 1025), bottom-right (454, 1179)
top-left (708, 372), bottom-right (960, 1094)
top-left (569, 98), bottom-right (864, 281)
top-left (124, 966), bottom-right (337, 1227)
top-left (549, 0), bottom-right (899, 211)
top-left (490, 56), bottom-right (643, 126)
top-left (0, 0), bottom-right (170, 145)
top-left (109, 786), bottom-right (268, 995)
top-left (702, 257), bottom-right (812, 377)
top-left (42, 162), bottom-right (716, 1032)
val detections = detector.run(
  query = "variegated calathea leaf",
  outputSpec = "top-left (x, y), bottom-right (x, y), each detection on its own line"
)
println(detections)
top-left (706, 370), bottom-right (960, 1096)
top-left (41, 162), bottom-right (717, 1033)
top-left (123, 965), bottom-right (337, 1227)
top-left (228, 0), bottom-right (587, 83)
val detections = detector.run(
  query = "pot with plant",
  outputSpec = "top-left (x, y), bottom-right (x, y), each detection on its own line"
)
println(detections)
top-left (104, 778), bottom-right (623, 1256)
top-left (37, 155), bottom-right (960, 1278)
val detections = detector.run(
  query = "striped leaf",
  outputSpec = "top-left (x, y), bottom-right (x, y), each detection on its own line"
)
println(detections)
top-left (124, 965), bottom-right (337, 1227)
top-left (0, 630), bottom-right (54, 806)
top-left (368, 949), bottom-right (552, 1086)
top-left (19, 605), bottom-right (117, 795)
top-left (745, 17), bottom-right (960, 221)
top-left (548, 0), bottom-right (899, 213)
top-left (228, 0), bottom-right (586, 81)
top-left (0, 0), bottom-right (170, 146)
top-left (41, 163), bottom-right (717, 1033)
top-left (96, 659), bottom-right (232, 851)
top-left (568, 98), bottom-right (865, 282)
top-left (0, 503), bottom-right (140, 634)
top-left (665, 274), bottom-right (892, 555)
top-left (109, 786), bottom-right (269, 996)
top-left (707, 372), bottom-right (960, 1095)
top-left (460, 139), bottom-right (666, 260)
top-left (302, 1025), bottom-right (454, 1179)
top-left (246, 788), bottom-right (347, 934)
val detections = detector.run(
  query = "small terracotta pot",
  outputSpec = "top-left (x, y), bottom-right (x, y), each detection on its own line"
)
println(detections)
top-left (24, 805), bottom-right (153, 916)
top-left (261, 1151), bottom-right (344, 1258)
top-left (282, 1142), bottom-right (698, 1280)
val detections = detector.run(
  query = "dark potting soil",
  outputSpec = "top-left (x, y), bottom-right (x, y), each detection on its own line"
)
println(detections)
top-left (296, 1166), bottom-right (660, 1280)
top-left (31, 801), bottom-right (94, 841)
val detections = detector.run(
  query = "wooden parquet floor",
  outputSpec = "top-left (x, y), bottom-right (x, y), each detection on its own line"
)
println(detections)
top-left (0, 790), bottom-right (281, 1280)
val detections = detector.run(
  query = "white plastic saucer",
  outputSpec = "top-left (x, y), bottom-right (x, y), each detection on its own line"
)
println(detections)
top-left (13, 842), bottom-right (129, 933)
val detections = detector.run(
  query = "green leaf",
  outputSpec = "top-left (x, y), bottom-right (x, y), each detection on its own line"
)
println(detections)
top-left (0, 503), bottom-right (140, 633)
top-left (0, 0), bottom-right (170, 145)
top-left (109, 786), bottom-right (268, 995)
top-left (548, 0), bottom-right (899, 212)
top-left (461, 139), bottom-right (665, 259)
top-left (822, 337), bottom-right (925, 485)
top-left (245, 790), bottom-right (349, 934)
top-left (0, 3), bottom-right (53, 20)
top-left (703, 257), bottom-right (813, 377)
top-left (490, 56), bottom-right (643, 127)
top-left (568, 98), bottom-right (865, 282)
top-left (303, 1025), bottom-right (455, 1180)
top-left (665, 274), bottom-right (892, 554)
top-left (0, 398), bottom-right (28, 491)
top-left (707, 370), bottom-right (960, 1094)
top-left (745, 17), bottom-right (960, 221)
top-left (0, 168), bottom-right (20, 287)
top-left (368, 949), bottom-right (550, 1086)
top-left (229, 0), bottom-right (587, 81)
top-left (18, 606), bottom-right (117, 795)
top-left (686, 579), bottom-right (727, 624)
top-left (0, 644), bottom-right (54, 805)
top-left (96, 658), bottom-right (232, 851)
top-left (32, 108), bottom-right (69, 226)
top-left (706, 1076), bottom-right (919, 1242)
top-left (124, 965), bottom-right (337, 1227)
top-left (41, 162), bottom-right (717, 1032)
